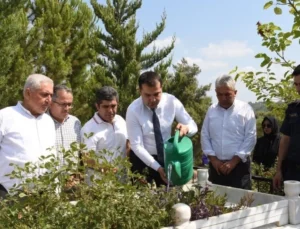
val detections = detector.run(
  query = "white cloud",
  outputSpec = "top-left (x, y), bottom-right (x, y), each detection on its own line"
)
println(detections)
top-left (200, 40), bottom-right (254, 59)
top-left (184, 57), bottom-right (228, 71)
top-left (149, 36), bottom-right (180, 49)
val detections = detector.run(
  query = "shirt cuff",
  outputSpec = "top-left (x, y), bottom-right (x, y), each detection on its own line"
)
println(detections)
top-left (235, 152), bottom-right (247, 163)
top-left (203, 150), bottom-right (216, 157)
top-left (151, 161), bottom-right (161, 171)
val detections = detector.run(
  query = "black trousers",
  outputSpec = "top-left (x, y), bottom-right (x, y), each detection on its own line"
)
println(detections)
top-left (0, 184), bottom-right (8, 200)
top-left (129, 150), bottom-right (166, 187)
top-left (283, 160), bottom-right (300, 181)
top-left (208, 158), bottom-right (251, 190)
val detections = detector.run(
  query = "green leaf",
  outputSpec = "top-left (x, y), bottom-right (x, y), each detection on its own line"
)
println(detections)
top-left (274, 7), bottom-right (282, 15)
top-left (19, 193), bottom-right (27, 198)
top-left (264, 1), bottom-right (273, 9)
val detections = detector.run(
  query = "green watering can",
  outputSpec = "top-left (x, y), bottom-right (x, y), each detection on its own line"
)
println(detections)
top-left (164, 130), bottom-right (194, 186)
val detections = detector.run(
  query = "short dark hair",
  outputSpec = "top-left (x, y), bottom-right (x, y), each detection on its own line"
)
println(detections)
top-left (52, 84), bottom-right (72, 101)
top-left (138, 71), bottom-right (162, 89)
top-left (292, 65), bottom-right (300, 77)
top-left (95, 86), bottom-right (119, 104)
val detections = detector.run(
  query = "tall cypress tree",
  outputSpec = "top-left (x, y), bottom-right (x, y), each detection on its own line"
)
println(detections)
top-left (91, 0), bottom-right (175, 116)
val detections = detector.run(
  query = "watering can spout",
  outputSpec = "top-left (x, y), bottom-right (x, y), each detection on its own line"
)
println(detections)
top-left (172, 161), bottom-right (182, 179)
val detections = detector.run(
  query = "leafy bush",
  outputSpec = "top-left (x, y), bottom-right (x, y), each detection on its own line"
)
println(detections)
top-left (251, 161), bottom-right (284, 195)
top-left (0, 143), bottom-right (253, 228)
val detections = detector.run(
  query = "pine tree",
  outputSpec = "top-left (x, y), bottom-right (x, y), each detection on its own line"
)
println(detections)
top-left (91, 0), bottom-right (175, 116)
top-left (0, 0), bottom-right (98, 122)
top-left (26, 0), bottom-right (96, 87)
top-left (26, 0), bottom-right (99, 121)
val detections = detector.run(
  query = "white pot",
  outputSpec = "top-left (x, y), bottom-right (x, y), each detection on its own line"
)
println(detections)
top-left (197, 168), bottom-right (208, 186)
top-left (172, 203), bottom-right (191, 228)
top-left (284, 180), bottom-right (300, 198)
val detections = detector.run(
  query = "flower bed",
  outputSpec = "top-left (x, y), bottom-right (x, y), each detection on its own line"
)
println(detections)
top-left (162, 184), bottom-right (289, 229)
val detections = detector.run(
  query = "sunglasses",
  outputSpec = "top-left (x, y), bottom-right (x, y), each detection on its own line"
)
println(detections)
top-left (262, 124), bottom-right (272, 128)
top-left (294, 82), bottom-right (300, 86)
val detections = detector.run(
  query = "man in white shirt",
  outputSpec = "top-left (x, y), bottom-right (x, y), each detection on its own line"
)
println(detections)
top-left (81, 86), bottom-right (129, 184)
top-left (0, 74), bottom-right (56, 199)
top-left (48, 84), bottom-right (81, 167)
top-left (126, 71), bottom-right (198, 186)
top-left (201, 75), bottom-right (256, 189)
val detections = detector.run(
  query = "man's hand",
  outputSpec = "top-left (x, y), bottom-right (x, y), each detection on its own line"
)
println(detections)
top-left (157, 167), bottom-right (168, 184)
top-left (82, 152), bottom-right (96, 168)
top-left (176, 123), bottom-right (189, 136)
top-left (220, 156), bottom-right (241, 175)
top-left (273, 170), bottom-right (283, 190)
top-left (209, 156), bottom-right (224, 175)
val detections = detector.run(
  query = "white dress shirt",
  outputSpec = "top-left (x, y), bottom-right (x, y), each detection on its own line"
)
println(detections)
top-left (81, 112), bottom-right (128, 161)
top-left (201, 99), bottom-right (256, 162)
top-left (126, 93), bottom-right (198, 171)
top-left (0, 102), bottom-right (56, 192)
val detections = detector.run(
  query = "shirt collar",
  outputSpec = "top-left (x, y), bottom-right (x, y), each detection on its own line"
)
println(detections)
top-left (93, 112), bottom-right (116, 124)
top-left (217, 99), bottom-right (236, 110)
top-left (17, 101), bottom-right (44, 118)
top-left (47, 110), bottom-right (70, 124)
top-left (143, 93), bottom-right (165, 111)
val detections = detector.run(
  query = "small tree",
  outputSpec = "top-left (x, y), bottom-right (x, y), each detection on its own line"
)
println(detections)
top-left (232, 0), bottom-right (300, 120)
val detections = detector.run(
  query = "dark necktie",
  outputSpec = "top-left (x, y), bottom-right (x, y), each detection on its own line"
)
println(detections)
top-left (152, 108), bottom-right (164, 164)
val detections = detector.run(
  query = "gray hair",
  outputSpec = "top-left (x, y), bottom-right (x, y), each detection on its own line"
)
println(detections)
top-left (215, 75), bottom-right (236, 90)
top-left (95, 86), bottom-right (119, 104)
top-left (23, 74), bottom-right (53, 96)
top-left (52, 84), bottom-right (73, 101)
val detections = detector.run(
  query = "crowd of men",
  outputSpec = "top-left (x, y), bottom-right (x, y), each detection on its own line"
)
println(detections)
top-left (1, 66), bottom-right (300, 200)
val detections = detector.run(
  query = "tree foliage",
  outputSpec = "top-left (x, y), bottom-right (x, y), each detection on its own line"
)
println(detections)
top-left (232, 0), bottom-right (300, 120)
top-left (165, 58), bottom-right (212, 164)
top-left (91, 0), bottom-right (175, 116)
top-left (0, 3), bottom-right (31, 107)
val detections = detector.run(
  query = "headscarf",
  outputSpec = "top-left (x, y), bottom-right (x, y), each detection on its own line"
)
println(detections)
top-left (253, 116), bottom-right (281, 168)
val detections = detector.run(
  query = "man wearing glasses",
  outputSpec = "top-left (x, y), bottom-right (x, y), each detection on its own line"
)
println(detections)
top-left (48, 84), bottom-right (81, 168)
top-left (201, 75), bottom-right (256, 189)
top-left (274, 65), bottom-right (300, 189)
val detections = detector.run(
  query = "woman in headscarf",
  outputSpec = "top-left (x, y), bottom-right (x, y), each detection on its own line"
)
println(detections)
top-left (253, 116), bottom-right (281, 169)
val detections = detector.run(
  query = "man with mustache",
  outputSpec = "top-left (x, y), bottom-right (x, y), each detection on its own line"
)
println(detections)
top-left (48, 84), bottom-right (81, 167)
top-left (201, 75), bottom-right (256, 189)
top-left (0, 74), bottom-right (56, 199)
top-left (81, 86), bottom-right (129, 185)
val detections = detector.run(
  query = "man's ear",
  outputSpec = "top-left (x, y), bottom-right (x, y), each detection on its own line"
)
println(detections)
top-left (24, 88), bottom-right (31, 99)
top-left (234, 90), bottom-right (237, 95)
top-left (95, 103), bottom-right (99, 110)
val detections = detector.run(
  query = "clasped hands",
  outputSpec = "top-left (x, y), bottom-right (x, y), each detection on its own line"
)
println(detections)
top-left (210, 156), bottom-right (241, 175)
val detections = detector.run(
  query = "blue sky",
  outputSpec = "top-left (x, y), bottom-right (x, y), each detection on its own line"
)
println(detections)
top-left (90, 1), bottom-right (300, 103)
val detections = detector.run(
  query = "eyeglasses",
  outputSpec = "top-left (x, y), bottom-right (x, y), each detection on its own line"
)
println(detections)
top-left (53, 101), bottom-right (73, 108)
top-left (262, 124), bottom-right (272, 128)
